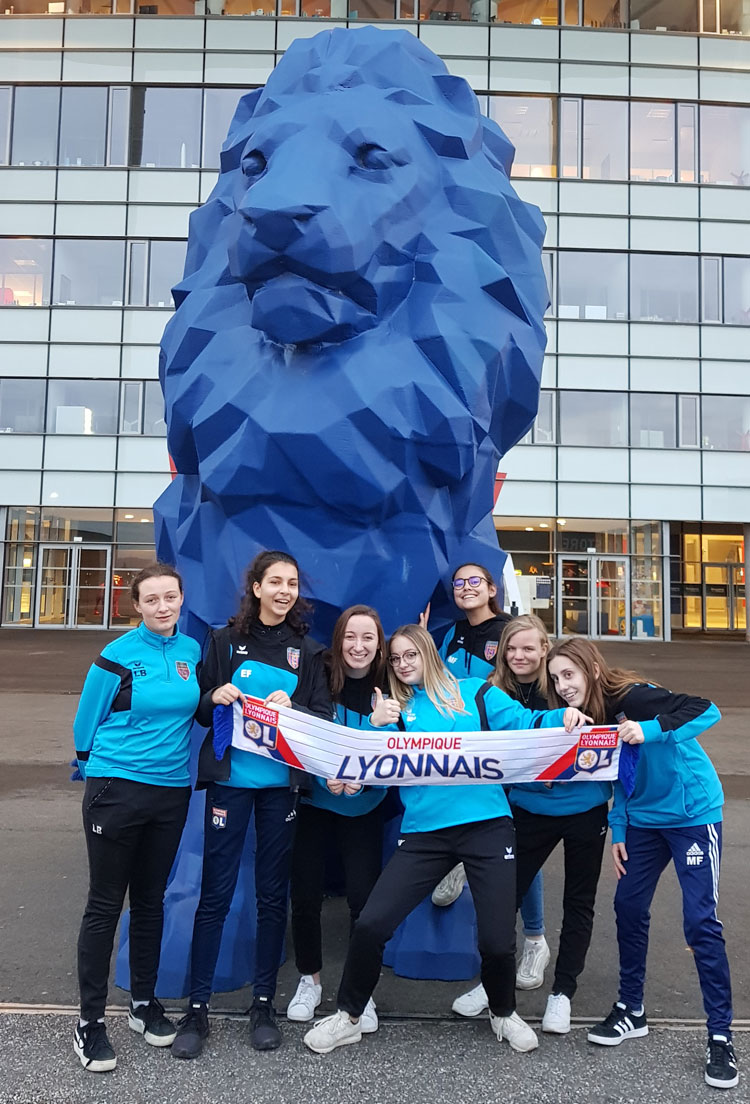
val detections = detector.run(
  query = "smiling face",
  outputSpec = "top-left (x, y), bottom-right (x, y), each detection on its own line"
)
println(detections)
top-left (134, 574), bottom-right (184, 637)
top-left (226, 93), bottom-right (428, 346)
top-left (388, 633), bottom-right (424, 687)
top-left (452, 564), bottom-right (496, 622)
top-left (253, 561), bottom-right (299, 625)
top-left (341, 614), bottom-right (380, 677)
top-left (548, 654), bottom-right (590, 709)
top-left (504, 627), bottom-right (547, 684)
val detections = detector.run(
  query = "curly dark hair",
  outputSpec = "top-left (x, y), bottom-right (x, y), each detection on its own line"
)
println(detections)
top-left (228, 550), bottom-right (312, 636)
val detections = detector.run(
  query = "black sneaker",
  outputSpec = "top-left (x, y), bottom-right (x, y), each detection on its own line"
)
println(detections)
top-left (249, 996), bottom-right (282, 1051)
top-left (128, 998), bottom-right (177, 1047)
top-left (587, 1001), bottom-right (648, 1046)
top-left (171, 1001), bottom-right (210, 1060)
top-left (705, 1035), bottom-right (739, 1089)
top-left (73, 1021), bottom-right (117, 1072)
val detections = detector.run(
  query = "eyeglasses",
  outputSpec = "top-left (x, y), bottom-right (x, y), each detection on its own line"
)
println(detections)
top-left (388, 649), bottom-right (419, 667)
top-left (452, 576), bottom-right (485, 590)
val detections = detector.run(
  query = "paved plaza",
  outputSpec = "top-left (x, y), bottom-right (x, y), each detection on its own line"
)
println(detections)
top-left (1, 630), bottom-right (748, 1103)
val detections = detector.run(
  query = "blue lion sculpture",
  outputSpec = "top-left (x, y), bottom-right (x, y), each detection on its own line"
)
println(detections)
top-left (155, 25), bottom-right (547, 644)
top-left (127, 26), bottom-right (548, 998)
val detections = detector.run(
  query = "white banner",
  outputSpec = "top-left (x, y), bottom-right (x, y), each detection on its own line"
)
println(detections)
top-left (212, 697), bottom-right (638, 789)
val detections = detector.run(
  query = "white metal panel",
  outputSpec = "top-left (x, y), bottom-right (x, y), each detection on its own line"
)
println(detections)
top-left (42, 470), bottom-right (115, 507)
top-left (558, 448), bottom-right (628, 483)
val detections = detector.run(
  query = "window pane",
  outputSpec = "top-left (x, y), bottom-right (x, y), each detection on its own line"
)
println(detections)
top-left (11, 87), bottom-right (60, 167)
top-left (489, 96), bottom-right (556, 178)
top-left (0, 238), bottom-right (52, 307)
top-left (702, 396), bottom-right (750, 451)
top-left (702, 257), bottom-right (721, 323)
top-left (108, 87), bottom-right (130, 167)
top-left (677, 103), bottom-right (696, 183)
top-left (203, 88), bottom-right (244, 169)
top-left (60, 87), bottom-right (107, 167)
top-left (630, 254), bottom-right (698, 323)
top-left (115, 509), bottom-right (154, 544)
top-left (0, 379), bottom-right (45, 433)
top-left (629, 0), bottom-right (698, 32)
top-left (534, 390), bottom-right (555, 443)
top-left (53, 240), bottom-right (125, 306)
top-left (0, 86), bottom-right (10, 166)
top-left (557, 251), bottom-right (628, 319)
top-left (719, 0), bottom-right (749, 33)
top-left (630, 393), bottom-right (677, 448)
top-left (582, 99), bottom-right (628, 180)
top-left (41, 507), bottom-right (114, 542)
top-left (630, 101), bottom-right (675, 182)
top-left (2, 542), bottom-right (36, 625)
top-left (46, 380), bottom-right (119, 435)
top-left (560, 98), bottom-right (580, 178)
top-left (723, 258), bottom-right (750, 325)
top-left (148, 240), bottom-right (187, 307)
top-left (120, 380), bottom-right (143, 434)
top-left (679, 394), bottom-right (699, 448)
top-left (128, 241), bottom-right (148, 307)
top-left (542, 250), bottom-right (553, 318)
top-left (143, 381), bottom-right (166, 436)
top-left (559, 391), bottom-right (628, 447)
top-left (131, 87), bottom-right (202, 169)
top-left (583, 0), bottom-right (625, 28)
top-left (700, 105), bottom-right (750, 186)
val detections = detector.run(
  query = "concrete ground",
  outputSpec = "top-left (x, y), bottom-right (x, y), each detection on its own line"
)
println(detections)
top-left (1, 629), bottom-right (748, 1103)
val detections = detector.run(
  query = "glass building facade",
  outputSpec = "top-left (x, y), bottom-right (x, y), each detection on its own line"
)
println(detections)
top-left (0, 12), bottom-right (748, 636)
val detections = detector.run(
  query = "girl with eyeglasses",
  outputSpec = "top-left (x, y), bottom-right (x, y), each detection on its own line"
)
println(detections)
top-left (430, 567), bottom-right (546, 1001)
top-left (286, 605), bottom-right (388, 1032)
top-left (303, 624), bottom-right (591, 1057)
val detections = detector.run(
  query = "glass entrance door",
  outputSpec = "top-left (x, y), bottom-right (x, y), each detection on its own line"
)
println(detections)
top-left (557, 555), bottom-right (629, 638)
top-left (36, 544), bottom-right (111, 628)
top-left (703, 563), bottom-right (746, 631)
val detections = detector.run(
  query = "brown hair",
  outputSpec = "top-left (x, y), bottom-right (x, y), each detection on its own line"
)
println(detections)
top-left (452, 561), bottom-right (501, 616)
top-left (327, 605), bottom-right (386, 698)
top-left (546, 637), bottom-right (646, 723)
top-left (131, 562), bottom-right (183, 602)
top-left (490, 614), bottom-right (550, 700)
top-left (386, 623), bottom-right (465, 717)
top-left (229, 550), bottom-right (312, 636)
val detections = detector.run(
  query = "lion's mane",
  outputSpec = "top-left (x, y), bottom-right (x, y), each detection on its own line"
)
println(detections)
top-left (156, 26), bottom-right (548, 639)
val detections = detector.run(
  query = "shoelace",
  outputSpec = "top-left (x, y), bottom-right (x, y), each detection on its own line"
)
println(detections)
top-left (708, 1039), bottom-right (735, 1066)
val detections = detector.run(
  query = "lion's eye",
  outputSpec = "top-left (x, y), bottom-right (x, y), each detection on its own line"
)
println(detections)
top-left (242, 149), bottom-right (267, 178)
top-left (355, 144), bottom-right (390, 171)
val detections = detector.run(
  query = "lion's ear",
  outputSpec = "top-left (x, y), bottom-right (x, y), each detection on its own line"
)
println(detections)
top-left (432, 74), bottom-right (478, 118)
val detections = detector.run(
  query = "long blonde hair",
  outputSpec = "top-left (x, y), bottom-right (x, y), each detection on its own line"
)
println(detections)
top-left (490, 614), bottom-right (550, 700)
top-left (387, 624), bottom-right (466, 717)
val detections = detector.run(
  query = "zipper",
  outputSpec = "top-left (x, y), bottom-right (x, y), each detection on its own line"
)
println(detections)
top-left (163, 640), bottom-right (171, 681)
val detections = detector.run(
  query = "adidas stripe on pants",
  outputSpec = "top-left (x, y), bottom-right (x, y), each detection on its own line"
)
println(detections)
top-left (615, 822), bottom-right (733, 1036)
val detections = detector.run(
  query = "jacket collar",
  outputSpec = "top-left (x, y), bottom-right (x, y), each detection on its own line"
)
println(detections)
top-left (137, 621), bottom-right (179, 649)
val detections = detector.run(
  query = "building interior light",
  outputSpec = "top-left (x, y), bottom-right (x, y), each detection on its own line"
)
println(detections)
top-left (22, 557), bottom-right (32, 568)
top-left (539, 522), bottom-right (549, 528)
top-left (140, 518), bottom-right (149, 523)
top-left (525, 526), bottom-right (534, 531)
top-left (124, 514), bottom-right (134, 519)
top-left (557, 519), bottom-right (567, 526)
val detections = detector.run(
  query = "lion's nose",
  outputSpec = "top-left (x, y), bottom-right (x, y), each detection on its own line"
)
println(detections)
top-left (241, 204), bottom-right (323, 251)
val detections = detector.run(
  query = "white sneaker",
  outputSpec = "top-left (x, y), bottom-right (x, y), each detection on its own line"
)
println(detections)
top-left (431, 863), bottom-right (466, 907)
top-left (542, 992), bottom-right (571, 1034)
top-left (287, 975), bottom-right (322, 1022)
top-left (516, 936), bottom-right (550, 990)
top-left (361, 998), bottom-right (378, 1034)
top-left (490, 1010), bottom-right (539, 1053)
top-left (452, 983), bottom-right (488, 1018)
top-left (304, 1010), bottom-right (362, 1055)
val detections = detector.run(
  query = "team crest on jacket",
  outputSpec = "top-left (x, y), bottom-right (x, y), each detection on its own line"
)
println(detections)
top-left (287, 647), bottom-right (300, 670)
top-left (484, 641), bottom-right (499, 662)
top-left (175, 661), bottom-right (190, 681)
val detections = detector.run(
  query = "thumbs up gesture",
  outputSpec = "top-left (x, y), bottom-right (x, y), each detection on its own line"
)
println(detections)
top-left (370, 686), bottom-right (402, 728)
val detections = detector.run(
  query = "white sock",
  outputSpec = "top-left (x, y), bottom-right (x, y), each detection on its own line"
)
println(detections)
top-left (132, 999), bottom-right (149, 1009)
top-left (79, 1017), bottom-right (105, 1028)
top-left (631, 1005), bottom-right (644, 1016)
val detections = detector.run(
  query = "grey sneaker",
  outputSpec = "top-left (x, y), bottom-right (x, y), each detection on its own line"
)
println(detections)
top-left (431, 863), bottom-right (466, 907)
top-left (304, 1010), bottom-right (363, 1055)
top-left (516, 936), bottom-right (550, 990)
top-left (490, 1010), bottom-right (539, 1053)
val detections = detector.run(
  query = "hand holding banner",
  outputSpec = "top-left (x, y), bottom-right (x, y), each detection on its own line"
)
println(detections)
top-left (213, 697), bottom-right (639, 792)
